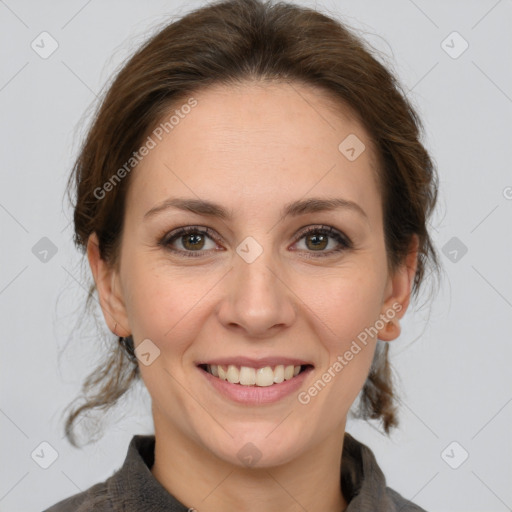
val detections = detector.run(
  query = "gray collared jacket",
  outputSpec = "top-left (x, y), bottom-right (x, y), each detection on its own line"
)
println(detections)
top-left (43, 433), bottom-right (428, 511)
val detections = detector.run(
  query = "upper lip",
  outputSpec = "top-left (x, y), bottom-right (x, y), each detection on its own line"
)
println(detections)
top-left (196, 356), bottom-right (313, 368)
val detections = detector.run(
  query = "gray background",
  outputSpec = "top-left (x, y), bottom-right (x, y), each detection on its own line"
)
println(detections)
top-left (1, 1), bottom-right (511, 511)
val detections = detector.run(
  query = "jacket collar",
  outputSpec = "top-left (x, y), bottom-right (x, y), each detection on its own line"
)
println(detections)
top-left (106, 432), bottom-right (399, 511)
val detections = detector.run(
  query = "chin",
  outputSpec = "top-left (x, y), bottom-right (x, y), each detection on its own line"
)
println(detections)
top-left (207, 429), bottom-right (306, 469)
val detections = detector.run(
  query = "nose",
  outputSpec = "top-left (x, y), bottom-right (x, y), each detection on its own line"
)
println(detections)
top-left (215, 245), bottom-right (297, 338)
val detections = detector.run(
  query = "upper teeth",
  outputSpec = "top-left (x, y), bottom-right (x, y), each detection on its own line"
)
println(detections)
top-left (207, 364), bottom-right (301, 387)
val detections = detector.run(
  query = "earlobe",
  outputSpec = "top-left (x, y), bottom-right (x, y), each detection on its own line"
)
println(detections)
top-left (378, 318), bottom-right (401, 342)
top-left (377, 234), bottom-right (419, 342)
top-left (86, 232), bottom-right (130, 337)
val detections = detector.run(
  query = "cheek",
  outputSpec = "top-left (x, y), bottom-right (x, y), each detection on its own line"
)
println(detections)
top-left (301, 275), bottom-right (380, 411)
top-left (121, 256), bottom-right (219, 353)
top-left (300, 264), bottom-right (385, 393)
top-left (307, 266), bottom-right (385, 339)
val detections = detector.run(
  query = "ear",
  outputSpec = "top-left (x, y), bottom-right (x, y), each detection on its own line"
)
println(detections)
top-left (377, 234), bottom-right (419, 342)
top-left (87, 232), bottom-right (131, 337)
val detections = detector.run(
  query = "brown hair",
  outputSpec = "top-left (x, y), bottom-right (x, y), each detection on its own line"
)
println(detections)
top-left (62, 0), bottom-right (441, 447)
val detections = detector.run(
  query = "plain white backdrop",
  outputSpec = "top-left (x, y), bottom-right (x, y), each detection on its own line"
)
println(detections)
top-left (1, 1), bottom-right (511, 511)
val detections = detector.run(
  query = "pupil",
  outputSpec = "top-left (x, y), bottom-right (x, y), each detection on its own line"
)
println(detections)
top-left (308, 234), bottom-right (327, 250)
top-left (184, 233), bottom-right (204, 250)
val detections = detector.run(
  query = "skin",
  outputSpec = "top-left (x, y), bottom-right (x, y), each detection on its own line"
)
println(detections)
top-left (87, 80), bottom-right (418, 512)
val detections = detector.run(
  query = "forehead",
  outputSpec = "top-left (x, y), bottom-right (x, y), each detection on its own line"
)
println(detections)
top-left (127, 81), bottom-right (381, 224)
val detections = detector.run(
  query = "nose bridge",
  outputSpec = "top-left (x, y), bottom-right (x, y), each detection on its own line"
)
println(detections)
top-left (218, 234), bottom-right (296, 333)
top-left (235, 233), bottom-right (282, 305)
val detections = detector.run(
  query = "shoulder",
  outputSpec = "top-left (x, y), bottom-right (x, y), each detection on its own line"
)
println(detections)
top-left (42, 434), bottom-right (156, 511)
top-left (385, 486), bottom-right (429, 512)
top-left (342, 432), bottom-right (429, 512)
top-left (43, 481), bottom-right (113, 512)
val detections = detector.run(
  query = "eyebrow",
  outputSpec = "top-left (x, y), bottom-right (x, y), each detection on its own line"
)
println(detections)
top-left (143, 196), bottom-right (368, 222)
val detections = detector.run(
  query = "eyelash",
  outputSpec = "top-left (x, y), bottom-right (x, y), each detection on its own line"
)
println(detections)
top-left (158, 225), bottom-right (352, 259)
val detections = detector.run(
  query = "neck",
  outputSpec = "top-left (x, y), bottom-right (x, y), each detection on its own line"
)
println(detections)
top-left (150, 411), bottom-right (348, 512)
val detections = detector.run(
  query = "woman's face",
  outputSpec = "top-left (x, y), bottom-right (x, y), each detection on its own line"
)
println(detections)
top-left (90, 81), bottom-right (414, 467)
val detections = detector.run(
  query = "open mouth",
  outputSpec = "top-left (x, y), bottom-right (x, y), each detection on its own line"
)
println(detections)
top-left (198, 363), bottom-right (313, 387)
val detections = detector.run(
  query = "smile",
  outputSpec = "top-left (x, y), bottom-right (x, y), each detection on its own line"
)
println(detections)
top-left (199, 363), bottom-right (312, 387)
top-left (196, 356), bottom-right (314, 404)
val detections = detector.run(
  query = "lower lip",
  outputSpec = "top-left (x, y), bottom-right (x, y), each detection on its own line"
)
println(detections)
top-left (199, 366), bottom-right (313, 405)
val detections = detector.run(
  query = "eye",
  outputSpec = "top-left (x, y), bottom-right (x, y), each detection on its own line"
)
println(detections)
top-left (159, 226), bottom-right (220, 257)
top-left (292, 225), bottom-right (352, 257)
top-left (158, 224), bottom-right (352, 258)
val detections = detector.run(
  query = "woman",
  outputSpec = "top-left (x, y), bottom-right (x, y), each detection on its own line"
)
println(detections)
top-left (45, 0), bottom-right (440, 510)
